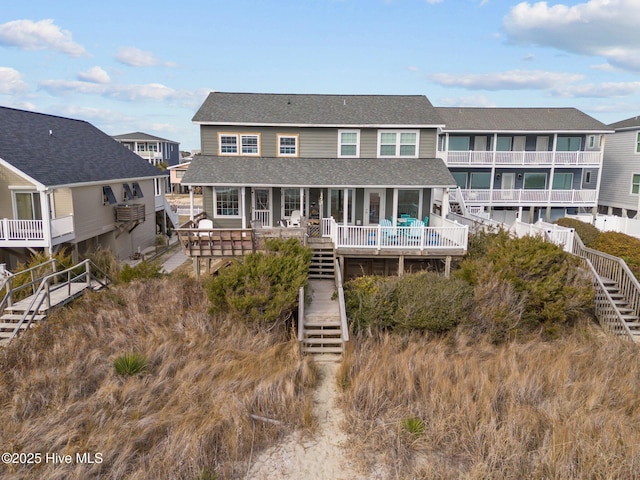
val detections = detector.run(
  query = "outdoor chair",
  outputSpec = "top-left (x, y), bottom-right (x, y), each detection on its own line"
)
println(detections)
top-left (380, 219), bottom-right (397, 245)
top-left (288, 210), bottom-right (301, 227)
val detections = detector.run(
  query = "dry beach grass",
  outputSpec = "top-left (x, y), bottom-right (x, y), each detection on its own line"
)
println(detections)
top-left (338, 327), bottom-right (640, 479)
top-left (0, 277), bottom-right (317, 479)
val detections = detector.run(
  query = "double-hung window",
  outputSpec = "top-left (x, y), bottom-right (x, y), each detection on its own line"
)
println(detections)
top-left (278, 134), bottom-right (299, 157)
top-left (636, 133), bottom-right (640, 154)
top-left (218, 133), bottom-right (260, 156)
top-left (338, 130), bottom-right (360, 157)
top-left (632, 174), bottom-right (640, 195)
top-left (378, 130), bottom-right (419, 157)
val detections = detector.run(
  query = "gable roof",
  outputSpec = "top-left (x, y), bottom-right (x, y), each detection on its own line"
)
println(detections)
top-left (193, 92), bottom-right (444, 127)
top-left (182, 155), bottom-right (456, 188)
top-left (437, 107), bottom-right (612, 133)
top-left (0, 107), bottom-right (163, 187)
top-left (112, 131), bottom-right (179, 144)
top-left (609, 116), bottom-right (640, 131)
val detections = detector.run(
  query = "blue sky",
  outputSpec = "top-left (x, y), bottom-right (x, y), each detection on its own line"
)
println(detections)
top-left (2, 0), bottom-right (640, 151)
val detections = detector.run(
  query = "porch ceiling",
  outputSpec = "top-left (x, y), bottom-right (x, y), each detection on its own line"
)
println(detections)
top-left (182, 156), bottom-right (457, 188)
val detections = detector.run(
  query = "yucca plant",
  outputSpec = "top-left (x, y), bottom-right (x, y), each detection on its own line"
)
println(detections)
top-left (401, 416), bottom-right (425, 437)
top-left (113, 352), bottom-right (149, 376)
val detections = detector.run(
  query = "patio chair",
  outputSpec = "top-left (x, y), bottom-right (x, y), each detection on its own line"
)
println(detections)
top-left (380, 218), bottom-right (397, 245)
top-left (288, 210), bottom-right (301, 227)
top-left (407, 219), bottom-right (424, 243)
top-left (198, 218), bottom-right (213, 229)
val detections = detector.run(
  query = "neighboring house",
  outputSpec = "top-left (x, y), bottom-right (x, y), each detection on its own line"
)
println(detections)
top-left (112, 132), bottom-right (181, 167)
top-left (167, 160), bottom-right (191, 194)
top-left (0, 107), bottom-right (167, 268)
top-left (182, 92), bottom-right (468, 278)
top-left (599, 116), bottom-right (640, 218)
top-left (436, 108), bottom-right (613, 224)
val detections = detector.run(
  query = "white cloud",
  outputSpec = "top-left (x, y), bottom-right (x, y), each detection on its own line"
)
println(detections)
top-left (38, 79), bottom-right (208, 108)
top-left (0, 67), bottom-right (29, 94)
top-left (115, 46), bottom-right (176, 68)
top-left (551, 81), bottom-right (640, 98)
top-left (429, 69), bottom-right (584, 90)
top-left (77, 66), bottom-right (110, 84)
top-left (0, 19), bottom-right (87, 57)
top-left (438, 95), bottom-right (497, 107)
top-left (407, 66), bottom-right (421, 72)
top-left (503, 0), bottom-right (640, 71)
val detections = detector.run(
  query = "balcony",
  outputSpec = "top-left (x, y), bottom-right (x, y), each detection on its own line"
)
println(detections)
top-left (458, 189), bottom-right (597, 206)
top-left (439, 150), bottom-right (601, 167)
top-left (0, 215), bottom-right (75, 247)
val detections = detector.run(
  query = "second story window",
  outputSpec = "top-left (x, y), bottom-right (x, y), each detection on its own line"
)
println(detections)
top-left (378, 130), bottom-right (418, 157)
top-left (339, 130), bottom-right (360, 157)
top-left (219, 133), bottom-right (260, 155)
top-left (278, 134), bottom-right (299, 157)
top-left (636, 133), bottom-right (640, 153)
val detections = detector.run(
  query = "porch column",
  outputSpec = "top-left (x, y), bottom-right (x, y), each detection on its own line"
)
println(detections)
top-left (189, 187), bottom-right (195, 221)
top-left (392, 189), bottom-right (398, 227)
top-left (343, 188), bottom-right (348, 228)
top-left (241, 187), bottom-right (247, 229)
top-left (442, 188), bottom-right (450, 218)
top-left (300, 187), bottom-right (305, 218)
top-left (40, 190), bottom-right (53, 255)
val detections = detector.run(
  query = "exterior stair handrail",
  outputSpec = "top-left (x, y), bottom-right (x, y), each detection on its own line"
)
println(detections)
top-left (8, 259), bottom-right (111, 342)
top-left (334, 258), bottom-right (349, 350)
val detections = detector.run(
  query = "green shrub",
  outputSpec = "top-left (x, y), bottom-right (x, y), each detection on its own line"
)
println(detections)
top-left (344, 271), bottom-right (472, 334)
top-left (554, 217), bottom-right (601, 247)
top-left (458, 234), bottom-right (593, 341)
top-left (592, 231), bottom-right (640, 279)
top-left (206, 238), bottom-right (312, 326)
top-left (113, 352), bottom-right (149, 376)
top-left (119, 260), bottom-right (163, 283)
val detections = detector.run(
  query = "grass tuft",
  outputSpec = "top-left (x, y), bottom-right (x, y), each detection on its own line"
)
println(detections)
top-left (113, 352), bottom-right (149, 376)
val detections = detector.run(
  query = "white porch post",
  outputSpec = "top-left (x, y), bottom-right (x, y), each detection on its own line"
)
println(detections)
top-left (189, 186), bottom-right (195, 221)
top-left (442, 188), bottom-right (450, 217)
top-left (392, 189), bottom-right (398, 227)
top-left (40, 190), bottom-right (53, 254)
top-left (343, 188), bottom-right (348, 228)
top-left (300, 187), bottom-right (305, 218)
top-left (241, 187), bottom-right (247, 229)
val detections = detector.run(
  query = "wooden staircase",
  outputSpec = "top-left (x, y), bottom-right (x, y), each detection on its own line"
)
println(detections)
top-left (308, 237), bottom-right (336, 279)
top-left (0, 260), bottom-right (110, 346)
top-left (601, 277), bottom-right (640, 339)
top-left (301, 280), bottom-right (343, 359)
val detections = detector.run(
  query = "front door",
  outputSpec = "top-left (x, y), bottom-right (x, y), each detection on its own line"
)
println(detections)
top-left (502, 173), bottom-right (515, 199)
top-left (364, 189), bottom-right (386, 225)
top-left (252, 188), bottom-right (271, 227)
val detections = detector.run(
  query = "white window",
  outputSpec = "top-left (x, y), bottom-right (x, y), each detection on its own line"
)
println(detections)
top-left (636, 133), bottom-right (640, 154)
top-left (282, 188), bottom-right (306, 217)
top-left (588, 135), bottom-right (595, 148)
top-left (632, 174), bottom-right (640, 195)
top-left (378, 130), bottom-right (419, 157)
top-left (219, 135), bottom-right (238, 154)
top-left (338, 130), bottom-right (360, 157)
top-left (215, 187), bottom-right (240, 216)
top-left (278, 134), bottom-right (299, 157)
top-left (218, 133), bottom-right (261, 156)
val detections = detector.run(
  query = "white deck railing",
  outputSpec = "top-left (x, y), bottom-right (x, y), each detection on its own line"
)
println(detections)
top-left (460, 189), bottom-right (597, 205)
top-left (440, 150), bottom-right (601, 166)
top-left (509, 219), bottom-right (575, 253)
top-left (322, 216), bottom-right (468, 252)
top-left (0, 216), bottom-right (75, 243)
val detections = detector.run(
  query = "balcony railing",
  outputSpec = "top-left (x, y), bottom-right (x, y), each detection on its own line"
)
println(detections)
top-left (440, 150), bottom-right (601, 166)
top-left (0, 215), bottom-right (75, 245)
top-left (456, 189), bottom-right (597, 205)
top-left (322, 217), bottom-right (468, 253)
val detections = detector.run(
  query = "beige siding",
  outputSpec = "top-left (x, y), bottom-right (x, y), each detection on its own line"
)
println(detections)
top-left (52, 188), bottom-right (73, 216)
top-left (360, 129), bottom-right (378, 158)
top-left (601, 130), bottom-right (639, 210)
top-left (419, 129), bottom-right (437, 158)
top-left (0, 165), bottom-right (35, 218)
top-left (71, 180), bottom-right (157, 259)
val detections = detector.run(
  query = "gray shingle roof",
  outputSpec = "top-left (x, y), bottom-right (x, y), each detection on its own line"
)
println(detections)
top-left (437, 107), bottom-right (611, 132)
top-left (182, 156), bottom-right (456, 188)
top-left (112, 131), bottom-right (178, 143)
top-left (609, 116), bottom-right (640, 130)
top-left (193, 92), bottom-right (444, 126)
top-left (0, 107), bottom-right (163, 187)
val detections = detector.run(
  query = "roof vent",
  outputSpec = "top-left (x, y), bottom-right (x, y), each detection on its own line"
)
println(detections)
top-left (49, 129), bottom-right (53, 136)
top-left (343, 99), bottom-right (346, 106)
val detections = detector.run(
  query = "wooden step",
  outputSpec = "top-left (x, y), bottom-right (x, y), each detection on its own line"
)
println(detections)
top-left (304, 319), bottom-right (341, 328)
top-left (302, 338), bottom-right (343, 345)
top-left (0, 314), bottom-right (46, 322)
top-left (301, 346), bottom-right (344, 354)
top-left (303, 329), bottom-right (342, 336)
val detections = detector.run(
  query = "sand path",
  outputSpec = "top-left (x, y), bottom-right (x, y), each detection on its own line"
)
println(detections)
top-left (244, 362), bottom-right (387, 479)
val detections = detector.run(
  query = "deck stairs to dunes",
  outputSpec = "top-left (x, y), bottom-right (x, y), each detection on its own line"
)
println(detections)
top-left (0, 259), bottom-right (110, 346)
top-left (308, 237), bottom-right (336, 279)
top-left (599, 277), bottom-right (640, 339)
top-left (300, 279), bottom-right (344, 360)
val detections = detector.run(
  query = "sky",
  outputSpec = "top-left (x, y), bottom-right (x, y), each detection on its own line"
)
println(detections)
top-left (2, 0), bottom-right (640, 151)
